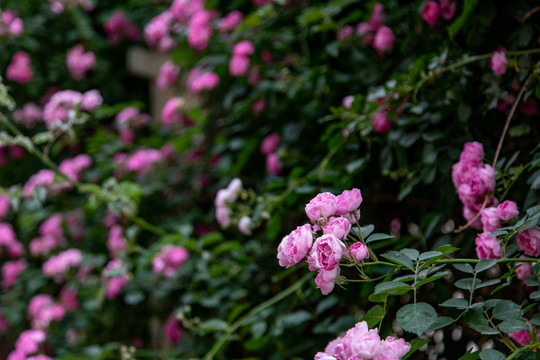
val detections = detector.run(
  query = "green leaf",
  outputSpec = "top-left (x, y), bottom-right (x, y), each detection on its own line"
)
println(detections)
top-left (498, 320), bottom-right (529, 333)
top-left (402, 338), bottom-right (430, 360)
top-left (455, 278), bottom-right (475, 290)
top-left (361, 305), bottom-right (384, 328)
top-left (366, 233), bottom-right (395, 243)
top-left (459, 349), bottom-right (481, 360)
top-left (374, 281), bottom-right (413, 295)
top-left (360, 225), bottom-right (375, 239)
top-left (453, 263), bottom-right (474, 273)
top-left (475, 259), bottom-right (498, 273)
top-left (480, 349), bottom-right (505, 360)
top-left (396, 302), bottom-right (437, 336)
top-left (515, 351), bottom-right (536, 360)
top-left (425, 316), bottom-right (454, 332)
top-left (416, 271), bottom-right (449, 288)
top-left (483, 299), bottom-right (502, 309)
top-left (464, 309), bottom-right (499, 335)
top-left (316, 296), bottom-right (339, 315)
top-left (280, 310), bottom-right (312, 327)
top-left (475, 279), bottom-right (500, 289)
top-left (382, 251), bottom-right (414, 270)
top-left (440, 298), bottom-right (469, 310)
top-left (401, 248), bottom-right (420, 261)
top-left (492, 300), bottom-right (522, 321)
top-left (419, 251), bottom-right (443, 261)
top-left (530, 312), bottom-right (540, 325)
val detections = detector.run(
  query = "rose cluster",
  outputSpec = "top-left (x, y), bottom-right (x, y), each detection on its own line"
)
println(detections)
top-left (314, 321), bottom-right (411, 360)
top-left (353, 3), bottom-right (395, 54)
top-left (452, 142), bottom-right (540, 260)
top-left (152, 245), bottom-right (189, 278)
top-left (260, 133), bottom-right (282, 176)
top-left (277, 188), bottom-right (369, 295)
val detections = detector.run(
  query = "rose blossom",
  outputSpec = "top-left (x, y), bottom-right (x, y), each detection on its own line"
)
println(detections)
top-left (422, 1), bottom-right (440, 27)
top-left (490, 50), bottom-right (507, 76)
top-left (516, 227), bottom-right (540, 257)
top-left (219, 11), bottom-right (243, 33)
top-left (66, 44), bottom-right (96, 80)
top-left (164, 314), bottom-right (182, 344)
top-left (480, 207), bottom-right (500, 233)
top-left (277, 224), bottom-right (313, 267)
top-left (6, 51), bottom-right (33, 84)
top-left (496, 200), bottom-right (519, 221)
top-left (260, 133), bottom-right (280, 155)
top-left (307, 234), bottom-right (346, 271)
top-left (335, 188), bottom-right (363, 216)
top-left (373, 111), bottom-right (391, 133)
top-left (305, 192), bottom-right (338, 222)
top-left (266, 153), bottom-right (282, 176)
top-left (322, 217), bottom-right (351, 239)
top-left (475, 232), bottom-right (501, 259)
top-left (350, 242), bottom-right (369, 261)
top-left (372, 26), bottom-right (395, 53)
top-left (315, 266), bottom-right (340, 295)
top-left (238, 216), bottom-right (252, 236)
top-left (440, 0), bottom-right (456, 20)
top-left (157, 60), bottom-right (180, 90)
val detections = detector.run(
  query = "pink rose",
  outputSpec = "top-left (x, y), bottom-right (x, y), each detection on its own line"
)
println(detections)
top-left (6, 51), bottom-right (33, 84)
top-left (475, 232), bottom-right (501, 259)
top-left (342, 96), bottom-right (354, 109)
top-left (490, 50), bottom-right (507, 76)
top-left (373, 26), bottom-right (395, 53)
top-left (157, 60), bottom-right (180, 90)
top-left (238, 216), bottom-right (252, 236)
top-left (66, 44), bottom-right (96, 80)
top-left (266, 153), bottom-right (282, 176)
top-left (343, 321), bottom-right (382, 359)
top-left (375, 336), bottom-right (411, 360)
top-left (315, 266), bottom-right (340, 295)
top-left (335, 188), bottom-right (363, 216)
top-left (233, 40), bottom-right (254, 56)
top-left (307, 234), bottom-right (346, 271)
top-left (516, 227), bottom-right (540, 257)
top-left (260, 133), bottom-right (280, 155)
top-left (369, 3), bottom-right (386, 29)
top-left (161, 97), bottom-right (183, 127)
top-left (322, 217), bottom-right (351, 239)
top-left (481, 207), bottom-right (500, 233)
top-left (460, 142), bottom-right (484, 166)
top-left (220, 11), bottom-right (243, 33)
top-left (515, 262), bottom-right (532, 281)
top-left (440, 0), bottom-right (456, 20)
top-left (422, 1), bottom-right (440, 27)
top-left (164, 314), bottom-right (182, 344)
top-left (337, 25), bottom-right (354, 41)
top-left (350, 242), bottom-right (369, 261)
top-left (277, 224), bottom-right (313, 267)
top-left (305, 192), bottom-right (338, 222)
top-left (508, 328), bottom-right (532, 346)
top-left (229, 55), bottom-right (250, 77)
top-left (373, 111), bottom-right (391, 133)
top-left (496, 200), bottom-right (519, 221)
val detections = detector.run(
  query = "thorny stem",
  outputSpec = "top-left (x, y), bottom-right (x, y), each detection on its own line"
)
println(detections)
top-left (454, 72), bottom-right (535, 233)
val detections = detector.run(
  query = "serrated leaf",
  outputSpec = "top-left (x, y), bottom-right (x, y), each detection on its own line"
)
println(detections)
top-left (498, 320), bottom-right (529, 333)
top-left (396, 302), bottom-right (437, 336)
top-left (524, 275), bottom-right (539, 287)
top-left (475, 279), bottom-right (500, 289)
top-left (530, 313), bottom-right (540, 325)
top-left (475, 259), bottom-right (498, 273)
top-left (382, 251), bottom-right (414, 270)
top-left (368, 292), bottom-right (387, 303)
top-left (492, 300), bottom-right (522, 321)
top-left (464, 309), bottom-right (499, 335)
top-left (419, 251), bottom-right (443, 261)
top-left (425, 316), bottom-right (454, 332)
top-left (455, 278), bottom-right (475, 290)
top-left (361, 305), bottom-right (384, 328)
top-left (440, 298), bottom-right (469, 309)
top-left (360, 225), bottom-right (375, 239)
top-left (480, 349), bottom-right (505, 360)
top-left (416, 271), bottom-right (449, 288)
top-left (400, 248), bottom-right (420, 261)
top-left (366, 233), bottom-right (395, 243)
top-left (374, 281), bottom-right (412, 295)
top-left (453, 263), bottom-right (474, 273)
top-left (531, 290), bottom-right (540, 300)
